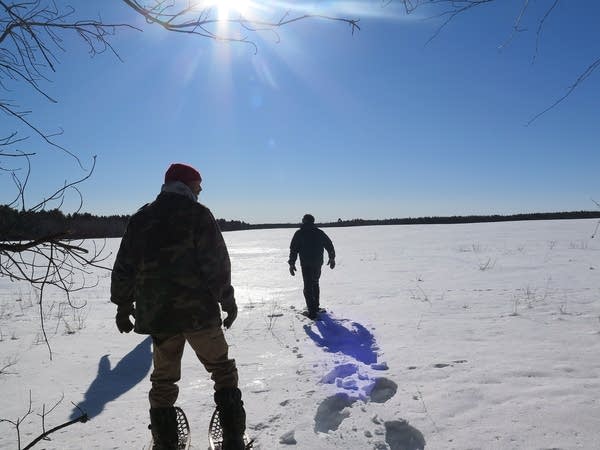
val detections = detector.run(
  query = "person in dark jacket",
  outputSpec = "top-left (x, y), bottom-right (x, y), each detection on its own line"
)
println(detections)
top-left (111, 163), bottom-right (246, 450)
top-left (288, 214), bottom-right (336, 319)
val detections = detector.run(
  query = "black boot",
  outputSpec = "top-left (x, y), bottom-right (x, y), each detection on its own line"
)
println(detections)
top-left (214, 388), bottom-right (246, 450)
top-left (149, 407), bottom-right (178, 450)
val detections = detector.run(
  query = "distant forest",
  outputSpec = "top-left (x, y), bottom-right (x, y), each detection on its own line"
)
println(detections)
top-left (1, 205), bottom-right (599, 241)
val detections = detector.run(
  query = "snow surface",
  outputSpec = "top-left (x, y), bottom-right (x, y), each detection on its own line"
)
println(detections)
top-left (1, 219), bottom-right (600, 449)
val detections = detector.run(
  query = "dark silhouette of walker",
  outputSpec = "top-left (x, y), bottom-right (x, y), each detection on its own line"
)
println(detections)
top-left (288, 214), bottom-right (336, 319)
top-left (70, 337), bottom-right (152, 420)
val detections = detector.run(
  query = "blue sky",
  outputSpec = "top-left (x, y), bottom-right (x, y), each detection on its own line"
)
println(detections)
top-left (2, 0), bottom-right (599, 223)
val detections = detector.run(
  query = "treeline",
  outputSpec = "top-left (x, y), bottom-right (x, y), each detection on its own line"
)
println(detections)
top-left (320, 211), bottom-right (600, 228)
top-left (249, 210), bottom-right (600, 230)
top-left (1, 206), bottom-right (599, 240)
top-left (0, 205), bottom-right (130, 240)
top-left (0, 206), bottom-right (253, 240)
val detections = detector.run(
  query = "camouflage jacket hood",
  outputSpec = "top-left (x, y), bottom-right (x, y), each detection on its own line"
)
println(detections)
top-left (110, 191), bottom-right (234, 334)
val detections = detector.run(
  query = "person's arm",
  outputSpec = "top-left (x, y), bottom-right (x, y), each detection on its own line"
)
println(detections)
top-left (195, 207), bottom-right (237, 326)
top-left (288, 231), bottom-right (300, 275)
top-left (288, 231), bottom-right (300, 266)
top-left (322, 231), bottom-right (336, 268)
top-left (111, 223), bottom-right (135, 308)
top-left (111, 222), bottom-right (136, 332)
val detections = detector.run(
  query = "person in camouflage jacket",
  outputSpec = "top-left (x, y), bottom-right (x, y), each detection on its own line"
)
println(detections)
top-left (111, 163), bottom-right (247, 450)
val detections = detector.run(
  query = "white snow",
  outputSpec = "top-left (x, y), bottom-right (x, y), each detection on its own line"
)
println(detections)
top-left (1, 219), bottom-right (600, 449)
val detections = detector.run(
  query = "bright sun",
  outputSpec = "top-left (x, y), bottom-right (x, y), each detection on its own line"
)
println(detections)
top-left (204, 0), bottom-right (251, 20)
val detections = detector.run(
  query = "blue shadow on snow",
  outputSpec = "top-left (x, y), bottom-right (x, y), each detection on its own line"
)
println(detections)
top-left (304, 313), bottom-right (377, 365)
top-left (70, 336), bottom-right (152, 420)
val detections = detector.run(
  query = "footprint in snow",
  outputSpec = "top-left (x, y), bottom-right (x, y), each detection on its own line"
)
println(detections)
top-left (312, 376), bottom-right (398, 436)
top-left (434, 359), bottom-right (468, 368)
top-left (384, 419), bottom-right (426, 450)
top-left (279, 429), bottom-right (297, 445)
top-left (366, 377), bottom-right (398, 404)
top-left (314, 393), bottom-right (357, 433)
top-left (408, 360), bottom-right (468, 370)
top-left (433, 363), bottom-right (451, 368)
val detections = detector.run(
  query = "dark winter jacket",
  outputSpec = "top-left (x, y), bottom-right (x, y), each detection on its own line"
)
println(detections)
top-left (110, 191), bottom-right (234, 334)
top-left (288, 223), bottom-right (335, 267)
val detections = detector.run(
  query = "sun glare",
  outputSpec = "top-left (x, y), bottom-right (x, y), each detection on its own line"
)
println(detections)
top-left (203, 0), bottom-right (251, 21)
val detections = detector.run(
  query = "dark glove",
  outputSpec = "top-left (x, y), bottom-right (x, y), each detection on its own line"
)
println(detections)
top-left (116, 304), bottom-right (135, 333)
top-left (223, 303), bottom-right (238, 329)
top-left (328, 258), bottom-right (336, 269)
top-left (289, 264), bottom-right (296, 276)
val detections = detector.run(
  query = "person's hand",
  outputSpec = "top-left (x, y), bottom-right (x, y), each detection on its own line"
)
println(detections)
top-left (116, 305), bottom-right (135, 333)
top-left (223, 303), bottom-right (238, 329)
top-left (328, 258), bottom-right (336, 269)
top-left (289, 264), bottom-right (296, 276)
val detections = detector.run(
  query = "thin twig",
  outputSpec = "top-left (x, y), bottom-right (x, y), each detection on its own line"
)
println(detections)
top-left (22, 412), bottom-right (88, 450)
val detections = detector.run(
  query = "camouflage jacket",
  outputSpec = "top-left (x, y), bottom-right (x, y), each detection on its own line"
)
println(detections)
top-left (110, 191), bottom-right (235, 334)
top-left (288, 223), bottom-right (335, 267)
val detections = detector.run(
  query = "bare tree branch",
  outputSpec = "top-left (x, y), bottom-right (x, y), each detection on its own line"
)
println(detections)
top-left (532, 0), bottom-right (559, 64)
top-left (399, 0), bottom-right (494, 45)
top-left (121, 0), bottom-right (360, 53)
top-left (1, 392), bottom-right (88, 450)
top-left (29, 155), bottom-right (97, 212)
top-left (1, 5), bottom-right (132, 334)
top-left (497, 0), bottom-right (530, 51)
top-left (526, 56), bottom-right (600, 126)
top-left (398, 0), bottom-right (599, 124)
top-left (0, 1), bottom-right (139, 167)
top-left (22, 411), bottom-right (88, 450)
top-left (0, 390), bottom-right (33, 449)
top-left (0, 356), bottom-right (18, 374)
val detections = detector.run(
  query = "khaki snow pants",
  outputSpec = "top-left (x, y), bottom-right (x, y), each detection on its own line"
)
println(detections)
top-left (149, 327), bottom-right (239, 408)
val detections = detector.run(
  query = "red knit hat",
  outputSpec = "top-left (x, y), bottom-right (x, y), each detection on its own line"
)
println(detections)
top-left (164, 163), bottom-right (202, 184)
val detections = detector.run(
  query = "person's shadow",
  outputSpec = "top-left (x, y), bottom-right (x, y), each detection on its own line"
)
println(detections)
top-left (303, 313), bottom-right (377, 365)
top-left (70, 336), bottom-right (152, 420)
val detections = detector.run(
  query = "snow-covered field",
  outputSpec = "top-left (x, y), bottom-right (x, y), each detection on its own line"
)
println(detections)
top-left (1, 219), bottom-right (599, 449)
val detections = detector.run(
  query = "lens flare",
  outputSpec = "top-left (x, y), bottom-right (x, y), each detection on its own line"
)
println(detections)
top-left (202, 0), bottom-right (251, 20)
